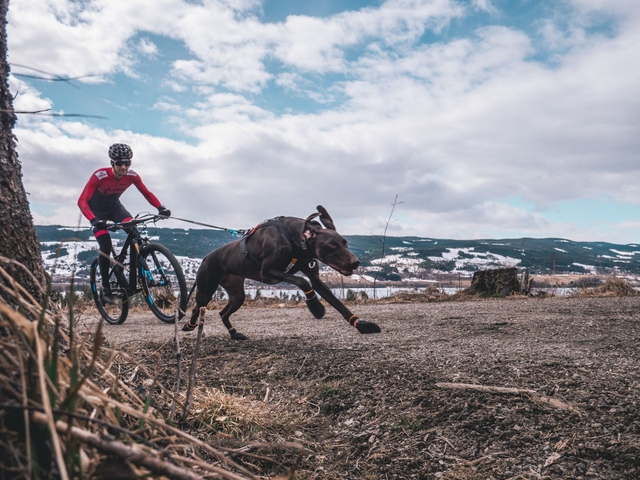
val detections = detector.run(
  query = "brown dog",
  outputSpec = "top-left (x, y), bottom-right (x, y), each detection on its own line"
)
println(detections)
top-left (183, 205), bottom-right (381, 339)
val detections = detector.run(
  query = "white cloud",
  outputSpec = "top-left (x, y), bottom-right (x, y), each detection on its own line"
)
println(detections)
top-left (7, 0), bottom-right (640, 243)
top-left (9, 0), bottom-right (463, 91)
top-left (470, 0), bottom-right (496, 13)
top-left (271, 0), bottom-right (463, 73)
top-left (137, 38), bottom-right (159, 57)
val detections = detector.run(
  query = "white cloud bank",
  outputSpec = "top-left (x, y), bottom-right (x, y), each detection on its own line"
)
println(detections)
top-left (7, 0), bottom-right (640, 242)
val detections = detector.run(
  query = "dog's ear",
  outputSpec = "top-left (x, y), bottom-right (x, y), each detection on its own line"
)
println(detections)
top-left (316, 205), bottom-right (336, 231)
top-left (302, 227), bottom-right (316, 240)
top-left (303, 213), bottom-right (322, 240)
top-left (303, 221), bottom-right (322, 241)
top-left (305, 212), bottom-right (321, 223)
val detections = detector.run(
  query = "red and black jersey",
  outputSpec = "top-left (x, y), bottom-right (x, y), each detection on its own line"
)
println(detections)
top-left (78, 167), bottom-right (161, 221)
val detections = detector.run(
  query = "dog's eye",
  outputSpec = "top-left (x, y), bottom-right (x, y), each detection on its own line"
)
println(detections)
top-left (328, 242), bottom-right (337, 249)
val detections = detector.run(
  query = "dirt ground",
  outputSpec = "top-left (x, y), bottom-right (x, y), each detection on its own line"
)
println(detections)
top-left (77, 295), bottom-right (640, 479)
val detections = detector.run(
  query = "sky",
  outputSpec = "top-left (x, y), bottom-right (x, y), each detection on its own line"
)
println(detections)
top-left (7, 0), bottom-right (640, 243)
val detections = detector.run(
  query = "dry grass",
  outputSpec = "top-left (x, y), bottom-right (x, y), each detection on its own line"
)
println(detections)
top-left (0, 262), bottom-right (304, 480)
top-left (570, 277), bottom-right (639, 298)
top-left (378, 285), bottom-right (452, 304)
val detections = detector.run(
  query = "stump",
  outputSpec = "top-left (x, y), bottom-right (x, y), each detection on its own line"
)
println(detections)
top-left (465, 267), bottom-right (521, 297)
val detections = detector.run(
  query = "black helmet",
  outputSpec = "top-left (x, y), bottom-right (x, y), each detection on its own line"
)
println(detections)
top-left (108, 143), bottom-right (133, 160)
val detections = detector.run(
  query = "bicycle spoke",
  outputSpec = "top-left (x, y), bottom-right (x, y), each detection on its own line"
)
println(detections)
top-left (90, 258), bottom-right (129, 324)
top-left (139, 244), bottom-right (187, 323)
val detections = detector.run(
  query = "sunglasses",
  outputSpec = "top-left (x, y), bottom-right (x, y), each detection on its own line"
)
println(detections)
top-left (113, 160), bottom-right (131, 167)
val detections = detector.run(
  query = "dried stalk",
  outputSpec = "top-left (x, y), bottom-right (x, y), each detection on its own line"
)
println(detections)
top-left (0, 254), bottom-right (46, 295)
top-left (171, 309), bottom-right (182, 421)
top-left (33, 321), bottom-right (70, 480)
top-left (435, 382), bottom-right (581, 414)
top-left (31, 411), bottom-right (205, 480)
top-left (182, 306), bottom-right (206, 420)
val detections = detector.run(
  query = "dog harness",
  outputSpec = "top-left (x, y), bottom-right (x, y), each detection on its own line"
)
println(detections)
top-left (240, 216), bottom-right (312, 271)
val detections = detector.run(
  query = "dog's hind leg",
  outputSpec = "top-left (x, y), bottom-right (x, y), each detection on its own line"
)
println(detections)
top-left (219, 274), bottom-right (248, 340)
top-left (182, 272), bottom-right (222, 332)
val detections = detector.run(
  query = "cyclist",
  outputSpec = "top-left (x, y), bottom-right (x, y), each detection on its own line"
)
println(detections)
top-left (78, 143), bottom-right (171, 303)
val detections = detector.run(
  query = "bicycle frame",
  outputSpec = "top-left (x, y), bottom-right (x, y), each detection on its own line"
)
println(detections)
top-left (110, 229), bottom-right (141, 296)
top-left (106, 217), bottom-right (157, 297)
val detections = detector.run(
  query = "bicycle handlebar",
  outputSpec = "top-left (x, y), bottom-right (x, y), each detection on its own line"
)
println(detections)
top-left (106, 214), bottom-right (169, 231)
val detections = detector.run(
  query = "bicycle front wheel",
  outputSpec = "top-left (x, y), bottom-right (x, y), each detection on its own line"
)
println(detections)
top-left (138, 243), bottom-right (187, 323)
top-left (90, 258), bottom-right (129, 325)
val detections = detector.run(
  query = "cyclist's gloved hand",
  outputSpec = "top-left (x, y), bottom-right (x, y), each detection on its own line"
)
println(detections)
top-left (90, 218), bottom-right (108, 231)
top-left (157, 205), bottom-right (171, 218)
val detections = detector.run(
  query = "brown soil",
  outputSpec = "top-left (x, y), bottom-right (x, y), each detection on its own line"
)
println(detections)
top-left (78, 296), bottom-right (640, 479)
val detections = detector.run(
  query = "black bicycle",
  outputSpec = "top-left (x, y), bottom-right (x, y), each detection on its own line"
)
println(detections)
top-left (89, 214), bottom-right (188, 325)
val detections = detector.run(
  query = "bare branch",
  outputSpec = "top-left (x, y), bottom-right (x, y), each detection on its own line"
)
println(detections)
top-left (0, 108), bottom-right (109, 119)
top-left (372, 195), bottom-right (403, 297)
top-left (11, 63), bottom-right (101, 88)
top-left (435, 382), bottom-right (581, 414)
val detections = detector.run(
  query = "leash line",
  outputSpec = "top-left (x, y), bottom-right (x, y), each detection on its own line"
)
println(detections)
top-left (170, 216), bottom-right (248, 236)
top-left (46, 217), bottom-right (247, 236)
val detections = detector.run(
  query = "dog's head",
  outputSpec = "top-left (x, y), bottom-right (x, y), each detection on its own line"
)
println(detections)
top-left (303, 206), bottom-right (360, 276)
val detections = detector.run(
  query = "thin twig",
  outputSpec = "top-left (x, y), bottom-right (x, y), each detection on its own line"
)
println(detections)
top-left (371, 195), bottom-right (403, 298)
top-left (30, 411), bottom-right (210, 480)
top-left (295, 354), bottom-right (309, 378)
top-left (435, 382), bottom-right (581, 414)
top-left (171, 309), bottom-right (182, 421)
top-left (1, 404), bottom-right (169, 454)
top-left (16, 340), bottom-right (32, 475)
top-left (182, 307), bottom-right (206, 420)
top-left (33, 322), bottom-right (70, 480)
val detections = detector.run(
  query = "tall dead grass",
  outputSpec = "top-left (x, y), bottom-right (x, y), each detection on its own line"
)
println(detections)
top-left (0, 261), bottom-right (303, 479)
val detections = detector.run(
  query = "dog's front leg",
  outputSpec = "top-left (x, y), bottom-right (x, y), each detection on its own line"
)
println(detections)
top-left (305, 271), bottom-right (381, 334)
top-left (261, 264), bottom-right (326, 319)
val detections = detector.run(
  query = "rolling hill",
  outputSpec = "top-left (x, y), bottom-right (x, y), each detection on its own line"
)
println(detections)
top-left (36, 225), bottom-right (640, 284)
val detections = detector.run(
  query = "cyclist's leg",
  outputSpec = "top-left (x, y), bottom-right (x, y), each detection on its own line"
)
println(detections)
top-left (94, 230), bottom-right (113, 284)
top-left (111, 203), bottom-right (133, 231)
top-left (93, 224), bottom-right (116, 304)
top-left (93, 203), bottom-right (130, 296)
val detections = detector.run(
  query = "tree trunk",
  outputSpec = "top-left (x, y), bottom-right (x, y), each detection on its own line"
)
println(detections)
top-left (0, 0), bottom-right (47, 303)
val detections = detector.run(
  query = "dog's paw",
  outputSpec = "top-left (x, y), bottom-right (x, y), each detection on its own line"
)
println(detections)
top-left (306, 296), bottom-right (325, 319)
top-left (355, 320), bottom-right (381, 334)
top-left (182, 322), bottom-right (197, 332)
top-left (230, 331), bottom-right (248, 341)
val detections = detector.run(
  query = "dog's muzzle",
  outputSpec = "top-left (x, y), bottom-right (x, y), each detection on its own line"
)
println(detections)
top-left (333, 259), bottom-right (360, 276)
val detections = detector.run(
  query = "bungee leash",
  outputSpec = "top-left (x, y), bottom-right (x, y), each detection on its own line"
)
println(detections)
top-left (170, 216), bottom-right (248, 236)
top-left (58, 216), bottom-right (247, 235)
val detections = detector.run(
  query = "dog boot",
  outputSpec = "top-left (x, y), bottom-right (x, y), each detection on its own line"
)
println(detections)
top-left (349, 315), bottom-right (381, 334)
top-left (305, 290), bottom-right (325, 318)
top-left (228, 327), bottom-right (248, 340)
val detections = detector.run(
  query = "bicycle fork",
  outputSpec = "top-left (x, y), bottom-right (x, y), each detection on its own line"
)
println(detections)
top-left (133, 243), bottom-right (152, 301)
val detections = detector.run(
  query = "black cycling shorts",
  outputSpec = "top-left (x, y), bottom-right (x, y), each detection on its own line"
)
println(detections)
top-left (89, 201), bottom-right (132, 223)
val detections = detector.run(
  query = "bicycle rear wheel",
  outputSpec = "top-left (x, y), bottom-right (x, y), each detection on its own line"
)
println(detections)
top-left (139, 243), bottom-right (187, 323)
top-left (90, 258), bottom-right (129, 325)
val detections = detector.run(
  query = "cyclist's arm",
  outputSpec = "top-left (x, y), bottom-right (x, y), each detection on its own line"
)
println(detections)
top-left (78, 174), bottom-right (99, 221)
top-left (132, 174), bottom-right (162, 209)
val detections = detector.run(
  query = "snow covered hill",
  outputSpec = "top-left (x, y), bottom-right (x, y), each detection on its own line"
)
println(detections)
top-left (36, 226), bottom-right (640, 283)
